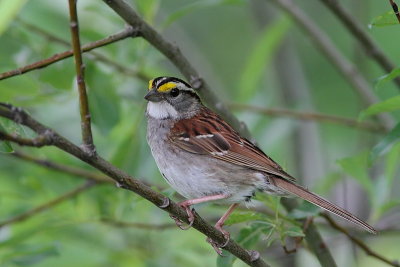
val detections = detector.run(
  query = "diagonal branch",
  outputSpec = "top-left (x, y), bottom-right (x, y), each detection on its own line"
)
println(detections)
top-left (0, 27), bottom-right (139, 80)
top-left (0, 103), bottom-right (268, 267)
top-left (0, 180), bottom-right (97, 228)
top-left (319, 0), bottom-right (400, 90)
top-left (68, 0), bottom-right (95, 153)
top-left (322, 213), bottom-right (400, 267)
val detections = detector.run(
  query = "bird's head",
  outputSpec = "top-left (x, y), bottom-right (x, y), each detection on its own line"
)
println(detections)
top-left (145, 76), bottom-right (201, 120)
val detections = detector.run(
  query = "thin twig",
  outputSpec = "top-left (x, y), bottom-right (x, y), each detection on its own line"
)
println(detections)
top-left (101, 218), bottom-right (176, 230)
top-left (322, 213), bottom-right (400, 267)
top-left (229, 103), bottom-right (386, 133)
top-left (0, 103), bottom-right (268, 267)
top-left (319, 0), bottom-right (400, 90)
top-left (17, 19), bottom-right (149, 82)
top-left (390, 0), bottom-right (400, 23)
top-left (268, 0), bottom-right (394, 131)
top-left (0, 27), bottom-right (139, 80)
top-left (0, 130), bottom-right (53, 147)
top-left (68, 0), bottom-right (95, 153)
top-left (0, 181), bottom-right (96, 228)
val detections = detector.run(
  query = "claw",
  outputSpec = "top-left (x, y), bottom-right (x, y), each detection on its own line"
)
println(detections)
top-left (159, 197), bottom-right (170, 208)
top-left (206, 237), bottom-right (224, 256)
top-left (206, 226), bottom-right (231, 255)
top-left (170, 205), bottom-right (195, 230)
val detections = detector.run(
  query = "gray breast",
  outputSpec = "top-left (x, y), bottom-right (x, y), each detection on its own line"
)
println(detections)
top-left (146, 116), bottom-right (267, 203)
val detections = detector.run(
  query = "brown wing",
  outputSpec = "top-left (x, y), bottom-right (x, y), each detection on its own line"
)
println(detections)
top-left (170, 107), bottom-right (296, 182)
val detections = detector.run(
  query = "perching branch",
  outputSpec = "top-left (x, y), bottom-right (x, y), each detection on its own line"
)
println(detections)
top-left (268, 0), bottom-right (394, 130)
top-left (68, 0), bottom-right (95, 153)
top-left (319, 0), bottom-right (400, 90)
top-left (0, 180), bottom-right (96, 228)
top-left (322, 213), bottom-right (400, 267)
top-left (0, 27), bottom-right (139, 81)
top-left (229, 103), bottom-right (386, 133)
top-left (0, 103), bottom-right (268, 267)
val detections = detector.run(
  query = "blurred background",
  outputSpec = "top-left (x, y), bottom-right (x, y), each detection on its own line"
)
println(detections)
top-left (0, 0), bottom-right (399, 266)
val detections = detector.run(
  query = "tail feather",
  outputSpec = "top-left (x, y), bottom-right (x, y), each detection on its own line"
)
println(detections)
top-left (273, 178), bottom-right (377, 234)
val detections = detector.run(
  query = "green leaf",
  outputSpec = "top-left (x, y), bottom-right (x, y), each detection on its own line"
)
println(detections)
top-left (337, 152), bottom-right (374, 198)
top-left (238, 16), bottom-right (291, 100)
top-left (375, 68), bottom-right (400, 90)
top-left (370, 10), bottom-right (400, 27)
top-left (224, 211), bottom-right (267, 226)
top-left (0, 0), bottom-right (28, 36)
top-left (0, 140), bottom-right (13, 153)
top-left (370, 122), bottom-right (400, 162)
top-left (283, 226), bottom-right (305, 238)
top-left (0, 117), bottom-right (29, 153)
top-left (0, 119), bottom-right (14, 153)
top-left (86, 63), bottom-right (121, 136)
top-left (360, 95), bottom-right (400, 120)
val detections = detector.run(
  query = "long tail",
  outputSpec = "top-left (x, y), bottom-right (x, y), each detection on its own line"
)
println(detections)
top-left (273, 177), bottom-right (377, 234)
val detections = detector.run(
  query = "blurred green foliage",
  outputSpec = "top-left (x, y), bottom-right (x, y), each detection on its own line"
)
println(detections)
top-left (0, 0), bottom-right (400, 266)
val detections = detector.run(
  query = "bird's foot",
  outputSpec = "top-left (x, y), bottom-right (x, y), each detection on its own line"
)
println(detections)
top-left (206, 226), bottom-right (230, 255)
top-left (170, 202), bottom-right (195, 230)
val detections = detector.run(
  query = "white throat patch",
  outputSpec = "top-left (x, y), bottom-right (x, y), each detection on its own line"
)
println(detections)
top-left (146, 101), bottom-right (178, 119)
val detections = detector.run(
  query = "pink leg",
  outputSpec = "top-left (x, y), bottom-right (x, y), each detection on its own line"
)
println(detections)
top-left (215, 203), bottom-right (239, 234)
top-left (207, 203), bottom-right (239, 255)
top-left (171, 194), bottom-right (229, 230)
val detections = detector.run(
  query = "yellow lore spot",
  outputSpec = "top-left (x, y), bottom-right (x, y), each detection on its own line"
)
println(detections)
top-left (157, 82), bottom-right (177, 93)
top-left (148, 79), bottom-right (154, 90)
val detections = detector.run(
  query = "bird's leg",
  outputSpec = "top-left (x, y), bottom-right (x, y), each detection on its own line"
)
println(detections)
top-left (170, 194), bottom-right (228, 230)
top-left (207, 203), bottom-right (239, 255)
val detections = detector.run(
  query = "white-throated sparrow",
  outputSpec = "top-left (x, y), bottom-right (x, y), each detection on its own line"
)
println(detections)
top-left (145, 76), bottom-right (376, 253)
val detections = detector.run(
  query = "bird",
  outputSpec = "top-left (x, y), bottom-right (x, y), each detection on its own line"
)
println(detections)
top-left (144, 76), bottom-right (377, 253)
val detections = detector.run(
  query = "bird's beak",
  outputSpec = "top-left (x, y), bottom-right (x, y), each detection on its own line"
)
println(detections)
top-left (144, 89), bottom-right (163, 102)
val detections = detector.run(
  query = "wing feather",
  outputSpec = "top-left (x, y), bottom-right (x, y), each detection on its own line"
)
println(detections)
top-left (170, 107), bottom-right (295, 182)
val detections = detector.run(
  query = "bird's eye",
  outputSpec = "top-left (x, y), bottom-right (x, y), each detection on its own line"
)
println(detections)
top-left (170, 88), bottom-right (180, 97)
